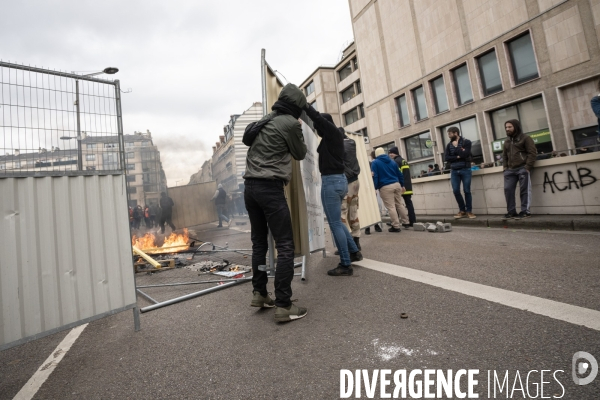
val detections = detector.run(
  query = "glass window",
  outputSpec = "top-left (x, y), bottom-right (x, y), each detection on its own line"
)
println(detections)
top-left (396, 94), bottom-right (410, 127)
top-left (104, 142), bottom-right (118, 148)
top-left (344, 107), bottom-right (360, 126)
top-left (305, 81), bottom-right (315, 96)
top-left (412, 86), bottom-right (428, 121)
top-left (86, 154), bottom-right (96, 161)
top-left (452, 64), bottom-right (473, 105)
top-left (125, 142), bottom-right (134, 147)
top-left (341, 85), bottom-right (356, 103)
top-left (14, 161), bottom-right (21, 168)
top-left (339, 62), bottom-right (352, 81)
top-left (410, 160), bottom-right (437, 179)
top-left (441, 117), bottom-right (483, 165)
top-left (507, 33), bottom-right (538, 85)
top-left (310, 101), bottom-right (318, 111)
top-left (431, 76), bottom-right (449, 114)
top-left (361, 128), bottom-right (368, 138)
top-left (352, 58), bottom-right (358, 70)
top-left (0, 163), bottom-right (5, 170)
top-left (404, 131), bottom-right (434, 161)
top-left (572, 126), bottom-right (600, 153)
top-left (358, 104), bottom-right (364, 118)
top-left (141, 141), bottom-right (150, 147)
top-left (126, 175), bottom-right (136, 182)
top-left (491, 97), bottom-right (548, 140)
top-left (86, 143), bottom-right (97, 149)
top-left (356, 80), bottom-right (362, 94)
top-left (102, 152), bottom-right (119, 170)
top-left (128, 187), bottom-right (137, 194)
top-left (127, 163), bottom-right (135, 170)
top-left (126, 152), bottom-right (135, 159)
top-left (477, 50), bottom-right (503, 96)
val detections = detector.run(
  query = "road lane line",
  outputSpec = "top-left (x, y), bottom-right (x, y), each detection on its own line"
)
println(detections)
top-left (355, 258), bottom-right (600, 331)
top-left (13, 324), bottom-right (88, 400)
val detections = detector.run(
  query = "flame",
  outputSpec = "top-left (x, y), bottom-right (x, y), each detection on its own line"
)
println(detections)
top-left (132, 228), bottom-right (190, 254)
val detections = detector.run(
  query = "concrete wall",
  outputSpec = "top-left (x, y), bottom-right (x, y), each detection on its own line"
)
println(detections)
top-left (411, 152), bottom-right (600, 215)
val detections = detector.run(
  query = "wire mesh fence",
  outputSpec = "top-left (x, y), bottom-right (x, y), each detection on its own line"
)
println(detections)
top-left (0, 61), bottom-right (124, 177)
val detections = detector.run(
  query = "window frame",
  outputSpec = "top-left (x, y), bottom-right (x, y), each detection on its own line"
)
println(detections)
top-left (504, 30), bottom-right (540, 86)
top-left (411, 85), bottom-right (428, 122)
top-left (488, 95), bottom-right (549, 140)
top-left (338, 61), bottom-right (353, 81)
top-left (85, 154), bottom-right (96, 161)
top-left (341, 84), bottom-right (356, 103)
top-left (396, 94), bottom-right (410, 128)
top-left (475, 48), bottom-right (504, 97)
top-left (403, 131), bottom-right (434, 162)
top-left (430, 74), bottom-right (450, 114)
top-left (305, 81), bottom-right (315, 96)
top-left (451, 63), bottom-right (474, 107)
top-left (439, 116), bottom-right (485, 165)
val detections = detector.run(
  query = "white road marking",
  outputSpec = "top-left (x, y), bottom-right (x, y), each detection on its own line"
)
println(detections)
top-left (355, 258), bottom-right (600, 331)
top-left (13, 324), bottom-right (88, 400)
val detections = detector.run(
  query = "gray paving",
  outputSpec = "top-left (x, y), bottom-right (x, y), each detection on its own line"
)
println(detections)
top-left (1, 223), bottom-right (599, 399)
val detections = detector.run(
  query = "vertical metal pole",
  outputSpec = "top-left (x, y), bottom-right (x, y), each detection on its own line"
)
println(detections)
top-left (75, 80), bottom-right (82, 170)
top-left (133, 307), bottom-right (141, 332)
top-left (114, 80), bottom-right (130, 206)
top-left (301, 255), bottom-right (307, 281)
top-left (261, 49), bottom-right (277, 274)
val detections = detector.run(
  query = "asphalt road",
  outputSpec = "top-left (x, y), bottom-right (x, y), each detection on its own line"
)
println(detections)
top-left (1, 222), bottom-right (599, 399)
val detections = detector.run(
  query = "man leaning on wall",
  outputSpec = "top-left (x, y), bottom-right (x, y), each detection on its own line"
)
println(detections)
top-left (445, 126), bottom-right (476, 219)
top-left (501, 119), bottom-right (537, 220)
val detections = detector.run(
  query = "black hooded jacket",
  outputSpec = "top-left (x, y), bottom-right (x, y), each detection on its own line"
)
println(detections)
top-left (342, 130), bottom-right (360, 183)
top-left (304, 106), bottom-right (345, 176)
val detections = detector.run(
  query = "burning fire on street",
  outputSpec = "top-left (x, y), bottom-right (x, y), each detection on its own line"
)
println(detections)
top-left (132, 228), bottom-right (190, 254)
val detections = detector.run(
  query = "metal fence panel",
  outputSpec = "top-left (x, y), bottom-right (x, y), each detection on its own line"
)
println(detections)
top-left (0, 174), bottom-right (136, 350)
top-left (169, 181), bottom-right (219, 229)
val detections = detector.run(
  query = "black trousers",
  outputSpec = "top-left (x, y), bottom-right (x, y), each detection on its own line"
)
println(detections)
top-left (402, 194), bottom-right (417, 224)
top-left (159, 211), bottom-right (176, 233)
top-left (244, 178), bottom-right (295, 307)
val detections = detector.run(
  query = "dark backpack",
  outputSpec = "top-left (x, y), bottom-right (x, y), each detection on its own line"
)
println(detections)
top-left (242, 114), bottom-right (275, 146)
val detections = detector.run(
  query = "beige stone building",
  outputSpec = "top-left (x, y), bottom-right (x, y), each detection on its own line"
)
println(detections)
top-left (307, 0), bottom-right (600, 179)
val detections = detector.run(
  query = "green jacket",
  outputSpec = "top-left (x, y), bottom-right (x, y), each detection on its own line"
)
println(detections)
top-left (243, 84), bottom-right (308, 184)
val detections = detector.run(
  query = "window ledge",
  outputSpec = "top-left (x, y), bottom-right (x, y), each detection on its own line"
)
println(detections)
top-left (511, 76), bottom-right (541, 89)
top-left (399, 124), bottom-right (412, 130)
top-left (480, 89), bottom-right (505, 100)
top-left (434, 110), bottom-right (451, 117)
top-left (414, 118), bottom-right (429, 124)
top-left (454, 100), bottom-right (475, 110)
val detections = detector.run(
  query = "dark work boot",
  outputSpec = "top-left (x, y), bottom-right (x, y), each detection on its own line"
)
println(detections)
top-left (374, 224), bottom-right (382, 233)
top-left (353, 237), bottom-right (361, 251)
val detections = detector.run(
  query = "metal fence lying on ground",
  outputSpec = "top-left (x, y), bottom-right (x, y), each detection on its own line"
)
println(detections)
top-left (0, 61), bottom-right (125, 176)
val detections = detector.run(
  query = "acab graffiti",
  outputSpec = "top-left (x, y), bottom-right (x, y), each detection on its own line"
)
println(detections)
top-left (543, 167), bottom-right (597, 193)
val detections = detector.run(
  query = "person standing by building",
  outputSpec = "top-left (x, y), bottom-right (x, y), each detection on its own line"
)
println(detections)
top-left (149, 203), bottom-right (158, 228)
top-left (304, 107), bottom-right (362, 277)
top-left (501, 119), bottom-right (537, 220)
top-left (340, 130), bottom-right (361, 251)
top-left (371, 147), bottom-right (405, 232)
top-left (133, 205), bottom-right (143, 230)
top-left (143, 205), bottom-right (151, 229)
top-left (445, 126), bottom-right (476, 219)
top-left (211, 184), bottom-right (231, 228)
top-left (243, 83), bottom-right (308, 322)
top-left (159, 191), bottom-right (176, 234)
top-left (591, 80), bottom-right (600, 141)
top-left (388, 147), bottom-right (416, 228)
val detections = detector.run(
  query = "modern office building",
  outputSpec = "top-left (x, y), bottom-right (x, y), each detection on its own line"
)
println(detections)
top-left (341, 0), bottom-right (599, 177)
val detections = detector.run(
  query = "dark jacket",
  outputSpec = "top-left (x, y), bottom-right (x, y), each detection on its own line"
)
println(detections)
top-left (391, 154), bottom-right (413, 195)
top-left (160, 196), bottom-right (174, 215)
top-left (304, 107), bottom-right (345, 176)
top-left (501, 119), bottom-right (537, 171)
top-left (444, 137), bottom-right (472, 170)
top-left (215, 187), bottom-right (227, 205)
top-left (243, 84), bottom-right (308, 184)
top-left (371, 154), bottom-right (404, 190)
top-left (342, 132), bottom-right (360, 183)
top-left (592, 95), bottom-right (600, 134)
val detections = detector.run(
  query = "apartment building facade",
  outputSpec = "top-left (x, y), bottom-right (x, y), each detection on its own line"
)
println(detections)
top-left (342, 0), bottom-right (599, 178)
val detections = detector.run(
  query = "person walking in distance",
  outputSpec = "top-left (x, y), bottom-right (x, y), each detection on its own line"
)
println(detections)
top-left (388, 147), bottom-right (416, 228)
top-left (304, 106), bottom-right (363, 277)
top-left (149, 203), bottom-right (158, 228)
top-left (371, 147), bottom-right (405, 232)
top-left (143, 205), bottom-right (151, 229)
top-left (212, 184), bottom-right (231, 227)
top-left (159, 191), bottom-right (176, 234)
top-left (133, 205), bottom-right (143, 230)
top-left (243, 83), bottom-right (308, 322)
top-left (445, 126), bottom-right (476, 219)
top-left (501, 119), bottom-right (537, 220)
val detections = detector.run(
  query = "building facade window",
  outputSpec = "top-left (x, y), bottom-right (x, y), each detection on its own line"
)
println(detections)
top-left (477, 50), bottom-right (503, 96)
top-left (86, 143), bottom-right (97, 149)
top-left (344, 107), bottom-right (360, 126)
top-left (507, 32), bottom-right (539, 85)
top-left (127, 187), bottom-right (137, 194)
top-left (339, 62), bottom-right (353, 81)
top-left (572, 126), bottom-right (600, 153)
top-left (452, 64), bottom-right (473, 106)
top-left (431, 76), bottom-right (449, 114)
top-left (86, 154), bottom-right (96, 161)
top-left (440, 117), bottom-right (484, 166)
top-left (126, 163), bottom-right (135, 170)
top-left (490, 96), bottom-right (551, 154)
top-left (309, 101), bottom-right (318, 111)
top-left (103, 152), bottom-right (119, 170)
top-left (126, 152), bottom-right (135, 159)
top-left (356, 80), bottom-right (362, 94)
top-left (141, 141), bottom-right (150, 147)
top-left (396, 94), bottom-right (410, 127)
top-left (104, 142), bottom-right (118, 148)
top-left (352, 57), bottom-right (358, 70)
top-left (341, 85), bottom-right (356, 103)
top-left (305, 81), bottom-right (315, 96)
top-left (404, 131), bottom-right (435, 179)
top-left (126, 175), bottom-right (136, 182)
top-left (412, 86), bottom-right (428, 121)
top-left (125, 142), bottom-right (134, 147)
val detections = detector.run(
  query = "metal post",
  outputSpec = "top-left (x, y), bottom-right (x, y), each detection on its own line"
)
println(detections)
top-left (75, 80), bottom-right (83, 171)
top-left (114, 79), bottom-right (130, 206)
top-left (133, 307), bottom-right (141, 332)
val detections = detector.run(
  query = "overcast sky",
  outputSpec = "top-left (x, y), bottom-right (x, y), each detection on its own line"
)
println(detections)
top-left (2, 0), bottom-right (353, 186)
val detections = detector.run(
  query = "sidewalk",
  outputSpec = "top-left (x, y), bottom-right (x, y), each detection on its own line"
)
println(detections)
top-left (382, 214), bottom-right (600, 232)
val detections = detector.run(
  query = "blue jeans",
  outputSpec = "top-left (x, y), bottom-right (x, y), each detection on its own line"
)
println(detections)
top-left (450, 168), bottom-right (472, 212)
top-left (217, 204), bottom-right (229, 225)
top-left (321, 174), bottom-right (358, 266)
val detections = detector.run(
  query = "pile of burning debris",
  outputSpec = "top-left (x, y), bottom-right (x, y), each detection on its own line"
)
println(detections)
top-left (186, 260), bottom-right (250, 274)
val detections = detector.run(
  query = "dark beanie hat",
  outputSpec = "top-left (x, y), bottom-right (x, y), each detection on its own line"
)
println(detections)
top-left (322, 113), bottom-right (334, 124)
top-left (388, 146), bottom-right (399, 155)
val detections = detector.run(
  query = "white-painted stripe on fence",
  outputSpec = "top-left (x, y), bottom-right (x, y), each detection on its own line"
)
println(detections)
top-left (13, 324), bottom-right (88, 400)
top-left (355, 258), bottom-right (600, 331)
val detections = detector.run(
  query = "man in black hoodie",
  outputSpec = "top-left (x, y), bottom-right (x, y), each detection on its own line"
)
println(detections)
top-left (445, 126), bottom-right (476, 219)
